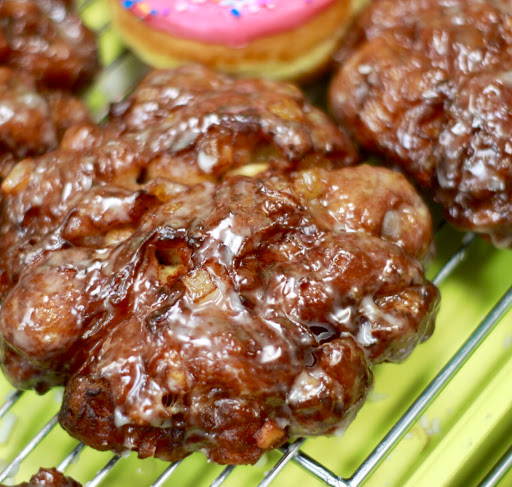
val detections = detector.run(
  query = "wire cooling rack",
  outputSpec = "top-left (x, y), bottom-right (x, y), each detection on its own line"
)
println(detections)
top-left (0, 1), bottom-right (511, 485)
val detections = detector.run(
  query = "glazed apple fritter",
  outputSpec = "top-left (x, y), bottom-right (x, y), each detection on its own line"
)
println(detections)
top-left (330, 0), bottom-right (512, 246)
top-left (0, 66), bottom-right (438, 465)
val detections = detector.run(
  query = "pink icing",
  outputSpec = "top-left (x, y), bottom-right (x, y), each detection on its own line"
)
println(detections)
top-left (123, 0), bottom-right (337, 47)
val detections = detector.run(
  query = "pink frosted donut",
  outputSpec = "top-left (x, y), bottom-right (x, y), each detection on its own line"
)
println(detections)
top-left (110, 0), bottom-right (367, 80)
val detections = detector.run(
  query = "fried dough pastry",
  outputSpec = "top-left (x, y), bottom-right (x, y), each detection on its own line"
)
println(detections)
top-left (0, 65), bottom-right (357, 285)
top-left (0, 0), bottom-right (98, 91)
top-left (1, 468), bottom-right (82, 487)
top-left (330, 0), bottom-right (512, 246)
top-left (0, 66), bottom-right (438, 465)
top-left (77, 65), bottom-right (359, 184)
top-left (0, 67), bottom-right (91, 178)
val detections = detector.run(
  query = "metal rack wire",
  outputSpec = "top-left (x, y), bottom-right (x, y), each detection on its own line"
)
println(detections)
top-left (0, 1), bottom-right (510, 485)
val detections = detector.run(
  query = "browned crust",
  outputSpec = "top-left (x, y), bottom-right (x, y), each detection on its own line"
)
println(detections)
top-left (110, 0), bottom-right (360, 80)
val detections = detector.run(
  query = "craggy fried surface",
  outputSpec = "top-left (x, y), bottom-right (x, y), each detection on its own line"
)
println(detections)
top-left (0, 67), bottom-right (91, 178)
top-left (0, 66), bottom-right (438, 465)
top-left (330, 0), bottom-right (512, 246)
top-left (0, 0), bottom-right (96, 177)
top-left (0, 0), bottom-right (98, 91)
top-left (82, 65), bottom-right (359, 183)
top-left (0, 65), bottom-right (358, 280)
top-left (0, 468), bottom-right (82, 487)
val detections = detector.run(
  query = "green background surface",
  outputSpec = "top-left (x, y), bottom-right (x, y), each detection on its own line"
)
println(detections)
top-left (0, 1), bottom-right (510, 485)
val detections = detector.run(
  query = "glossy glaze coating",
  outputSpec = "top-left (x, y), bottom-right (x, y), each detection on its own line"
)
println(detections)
top-left (104, 65), bottom-right (359, 181)
top-left (0, 65), bottom-right (358, 273)
top-left (0, 66), bottom-right (438, 465)
top-left (2, 468), bottom-right (82, 487)
top-left (0, 0), bottom-right (98, 91)
top-left (0, 67), bottom-right (91, 179)
top-left (330, 0), bottom-right (512, 246)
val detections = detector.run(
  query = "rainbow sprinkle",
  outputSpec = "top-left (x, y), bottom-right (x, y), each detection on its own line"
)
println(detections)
top-left (218, 0), bottom-right (276, 16)
top-left (127, 0), bottom-right (314, 19)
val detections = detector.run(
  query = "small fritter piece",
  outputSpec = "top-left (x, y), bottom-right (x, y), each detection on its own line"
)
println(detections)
top-left (0, 0), bottom-right (98, 91)
top-left (329, 0), bottom-right (512, 246)
top-left (1, 468), bottom-right (82, 487)
top-left (0, 67), bottom-right (91, 178)
top-left (0, 67), bottom-right (438, 465)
